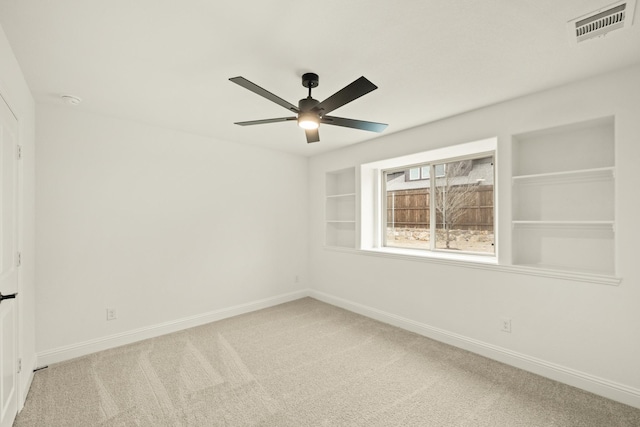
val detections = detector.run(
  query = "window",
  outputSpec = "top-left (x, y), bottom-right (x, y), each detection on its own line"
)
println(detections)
top-left (385, 155), bottom-right (494, 255)
top-left (408, 167), bottom-right (421, 180)
top-left (359, 137), bottom-right (496, 261)
top-left (408, 165), bottom-right (439, 180)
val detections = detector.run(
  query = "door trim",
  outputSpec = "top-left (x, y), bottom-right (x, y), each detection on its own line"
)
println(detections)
top-left (0, 86), bottom-right (24, 420)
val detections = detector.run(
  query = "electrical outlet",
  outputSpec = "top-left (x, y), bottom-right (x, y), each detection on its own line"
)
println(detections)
top-left (294, 275), bottom-right (299, 284)
top-left (500, 317), bottom-right (512, 333)
top-left (106, 308), bottom-right (118, 321)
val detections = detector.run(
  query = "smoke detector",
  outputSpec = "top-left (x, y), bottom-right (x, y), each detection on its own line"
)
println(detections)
top-left (61, 95), bottom-right (82, 106)
top-left (568, 0), bottom-right (636, 44)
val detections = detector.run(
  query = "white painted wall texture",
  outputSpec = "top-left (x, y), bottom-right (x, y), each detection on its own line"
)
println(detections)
top-left (308, 65), bottom-right (640, 406)
top-left (35, 105), bottom-right (308, 356)
top-left (0, 25), bottom-right (37, 404)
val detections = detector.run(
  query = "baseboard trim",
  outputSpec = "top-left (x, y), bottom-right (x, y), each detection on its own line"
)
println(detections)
top-left (309, 290), bottom-right (640, 409)
top-left (37, 289), bottom-right (310, 367)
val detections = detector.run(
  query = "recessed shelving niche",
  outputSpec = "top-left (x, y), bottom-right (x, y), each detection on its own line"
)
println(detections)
top-left (511, 117), bottom-right (616, 277)
top-left (325, 167), bottom-right (357, 248)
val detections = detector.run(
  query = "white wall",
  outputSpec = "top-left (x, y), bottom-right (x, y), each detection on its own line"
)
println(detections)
top-left (308, 64), bottom-right (640, 408)
top-left (0, 25), bottom-right (36, 404)
top-left (35, 104), bottom-right (308, 361)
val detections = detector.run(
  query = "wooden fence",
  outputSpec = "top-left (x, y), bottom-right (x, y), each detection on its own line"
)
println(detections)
top-left (386, 185), bottom-right (493, 230)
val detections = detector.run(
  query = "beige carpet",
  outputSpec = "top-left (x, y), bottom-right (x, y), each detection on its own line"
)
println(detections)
top-left (14, 298), bottom-right (640, 426)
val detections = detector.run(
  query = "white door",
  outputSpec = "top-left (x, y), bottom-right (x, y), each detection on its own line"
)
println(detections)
top-left (0, 94), bottom-right (19, 427)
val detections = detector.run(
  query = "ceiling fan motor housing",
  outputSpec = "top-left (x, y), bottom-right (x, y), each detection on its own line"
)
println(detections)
top-left (298, 96), bottom-right (320, 114)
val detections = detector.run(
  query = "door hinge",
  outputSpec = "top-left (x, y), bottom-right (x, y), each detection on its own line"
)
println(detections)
top-left (17, 358), bottom-right (22, 374)
top-left (16, 252), bottom-right (21, 267)
top-left (17, 145), bottom-right (22, 160)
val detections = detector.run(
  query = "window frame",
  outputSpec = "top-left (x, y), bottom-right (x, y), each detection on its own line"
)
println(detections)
top-left (382, 152), bottom-right (495, 256)
top-left (357, 138), bottom-right (497, 263)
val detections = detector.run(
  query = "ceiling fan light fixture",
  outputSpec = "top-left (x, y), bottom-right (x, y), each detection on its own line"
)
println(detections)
top-left (298, 112), bottom-right (319, 130)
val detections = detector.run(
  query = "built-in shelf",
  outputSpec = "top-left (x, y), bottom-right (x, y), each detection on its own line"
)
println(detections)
top-left (512, 220), bottom-right (614, 227)
top-left (514, 263), bottom-right (614, 276)
top-left (512, 166), bottom-right (614, 183)
top-left (326, 167), bottom-right (357, 248)
top-left (511, 117), bottom-right (615, 277)
top-left (504, 263), bottom-right (620, 285)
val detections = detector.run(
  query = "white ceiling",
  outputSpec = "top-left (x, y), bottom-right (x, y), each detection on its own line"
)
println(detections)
top-left (1, 0), bottom-right (639, 157)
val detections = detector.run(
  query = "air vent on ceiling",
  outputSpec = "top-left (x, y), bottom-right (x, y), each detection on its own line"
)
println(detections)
top-left (568, 0), bottom-right (636, 44)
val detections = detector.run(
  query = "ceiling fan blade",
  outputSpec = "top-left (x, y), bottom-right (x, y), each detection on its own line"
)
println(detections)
top-left (305, 128), bottom-right (320, 143)
top-left (315, 76), bottom-right (378, 115)
top-left (229, 77), bottom-right (299, 113)
top-left (321, 116), bottom-right (388, 133)
top-left (234, 117), bottom-right (296, 126)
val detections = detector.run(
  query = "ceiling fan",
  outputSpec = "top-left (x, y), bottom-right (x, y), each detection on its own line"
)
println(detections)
top-left (229, 73), bottom-right (388, 143)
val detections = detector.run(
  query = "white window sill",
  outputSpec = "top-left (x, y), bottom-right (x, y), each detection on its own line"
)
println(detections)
top-left (362, 246), bottom-right (497, 265)
top-left (323, 246), bottom-right (621, 286)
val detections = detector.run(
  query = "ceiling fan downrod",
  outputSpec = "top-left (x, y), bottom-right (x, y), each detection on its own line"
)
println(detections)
top-left (299, 73), bottom-right (320, 114)
top-left (301, 72), bottom-right (319, 93)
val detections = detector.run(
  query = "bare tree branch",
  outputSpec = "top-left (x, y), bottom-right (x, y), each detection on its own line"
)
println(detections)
top-left (434, 160), bottom-right (477, 249)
